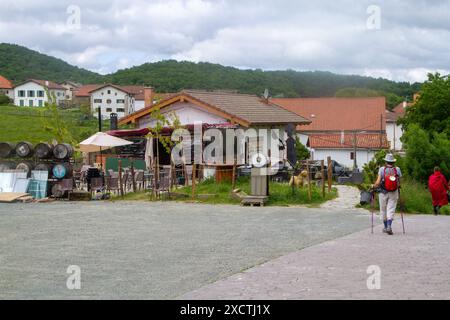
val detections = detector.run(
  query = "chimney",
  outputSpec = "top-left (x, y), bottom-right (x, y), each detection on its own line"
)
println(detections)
top-left (340, 130), bottom-right (345, 145)
top-left (45, 80), bottom-right (49, 87)
top-left (144, 87), bottom-right (154, 108)
top-left (403, 101), bottom-right (407, 108)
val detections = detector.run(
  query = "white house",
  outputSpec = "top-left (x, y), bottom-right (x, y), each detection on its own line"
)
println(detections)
top-left (89, 84), bottom-right (154, 119)
top-left (0, 75), bottom-right (14, 101)
top-left (89, 84), bottom-right (136, 119)
top-left (272, 97), bottom-right (389, 169)
top-left (13, 79), bottom-right (66, 107)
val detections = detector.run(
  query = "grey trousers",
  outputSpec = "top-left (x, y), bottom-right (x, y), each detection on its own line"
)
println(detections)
top-left (379, 190), bottom-right (399, 221)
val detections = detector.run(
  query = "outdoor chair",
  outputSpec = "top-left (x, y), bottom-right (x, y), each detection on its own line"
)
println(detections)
top-left (155, 169), bottom-right (171, 200)
top-left (59, 178), bottom-right (75, 199)
top-left (135, 171), bottom-right (145, 190)
top-left (105, 176), bottom-right (120, 194)
top-left (90, 177), bottom-right (105, 198)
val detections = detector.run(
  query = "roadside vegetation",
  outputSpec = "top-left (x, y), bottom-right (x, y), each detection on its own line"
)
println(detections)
top-left (360, 74), bottom-right (450, 216)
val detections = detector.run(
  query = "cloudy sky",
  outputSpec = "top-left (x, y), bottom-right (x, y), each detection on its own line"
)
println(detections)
top-left (1, 0), bottom-right (449, 82)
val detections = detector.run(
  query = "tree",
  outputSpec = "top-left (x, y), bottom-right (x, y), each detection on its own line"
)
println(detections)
top-left (0, 93), bottom-right (10, 105)
top-left (39, 89), bottom-right (76, 145)
top-left (402, 124), bottom-right (450, 182)
top-left (294, 136), bottom-right (310, 162)
top-left (400, 73), bottom-right (450, 135)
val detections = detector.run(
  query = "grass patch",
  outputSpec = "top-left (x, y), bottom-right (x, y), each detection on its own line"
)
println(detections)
top-left (112, 177), bottom-right (338, 206)
top-left (359, 179), bottom-right (450, 215)
top-left (0, 105), bottom-right (106, 144)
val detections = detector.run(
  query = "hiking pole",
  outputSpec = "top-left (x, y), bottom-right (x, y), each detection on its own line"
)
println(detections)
top-left (399, 188), bottom-right (406, 235)
top-left (371, 189), bottom-right (375, 234)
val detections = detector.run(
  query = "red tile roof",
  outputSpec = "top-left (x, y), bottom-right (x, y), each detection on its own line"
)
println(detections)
top-left (392, 101), bottom-right (412, 116)
top-left (73, 84), bottom-right (103, 97)
top-left (271, 97), bottom-right (386, 132)
top-left (28, 79), bottom-right (65, 90)
top-left (308, 133), bottom-right (389, 149)
top-left (119, 90), bottom-right (310, 127)
top-left (0, 75), bottom-right (13, 89)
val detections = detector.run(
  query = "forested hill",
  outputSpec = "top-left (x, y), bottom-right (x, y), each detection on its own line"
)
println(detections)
top-left (0, 43), bottom-right (103, 84)
top-left (1, 43), bottom-right (421, 108)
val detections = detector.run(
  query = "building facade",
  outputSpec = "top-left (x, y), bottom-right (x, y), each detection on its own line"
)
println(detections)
top-left (13, 80), bottom-right (65, 107)
top-left (90, 85), bottom-right (135, 119)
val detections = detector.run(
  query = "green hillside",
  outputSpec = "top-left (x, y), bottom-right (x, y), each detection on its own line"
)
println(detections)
top-left (0, 43), bottom-right (103, 84)
top-left (0, 43), bottom-right (421, 108)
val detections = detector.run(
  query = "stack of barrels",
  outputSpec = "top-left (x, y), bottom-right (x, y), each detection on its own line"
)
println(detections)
top-left (0, 141), bottom-right (74, 179)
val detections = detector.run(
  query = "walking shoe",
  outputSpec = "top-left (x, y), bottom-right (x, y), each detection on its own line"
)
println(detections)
top-left (386, 227), bottom-right (393, 235)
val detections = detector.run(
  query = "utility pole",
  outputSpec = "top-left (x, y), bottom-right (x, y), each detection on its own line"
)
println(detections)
top-left (353, 130), bottom-right (357, 171)
top-left (98, 107), bottom-right (102, 132)
top-left (380, 114), bottom-right (383, 148)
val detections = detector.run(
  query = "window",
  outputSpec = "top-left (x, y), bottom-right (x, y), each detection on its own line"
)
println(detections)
top-left (29, 100), bottom-right (33, 107)
top-left (117, 108), bottom-right (125, 113)
top-left (18, 90), bottom-right (25, 97)
top-left (20, 100), bottom-right (24, 106)
top-left (27, 90), bottom-right (35, 97)
top-left (37, 90), bottom-right (44, 97)
top-left (107, 90), bottom-right (111, 94)
top-left (94, 99), bottom-right (102, 103)
top-left (38, 100), bottom-right (43, 107)
top-left (350, 152), bottom-right (355, 160)
top-left (106, 99), bottom-right (112, 104)
top-left (116, 99), bottom-right (125, 104)
top-left (106, 108), bottom-right (112, 112)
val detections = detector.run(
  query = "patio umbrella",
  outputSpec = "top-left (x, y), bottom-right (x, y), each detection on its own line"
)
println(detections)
top-left (78, 132), bottom-right (133, 153)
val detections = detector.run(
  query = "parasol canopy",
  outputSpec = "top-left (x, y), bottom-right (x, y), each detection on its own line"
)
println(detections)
top-left (78, 132), bottom-right (133, 153)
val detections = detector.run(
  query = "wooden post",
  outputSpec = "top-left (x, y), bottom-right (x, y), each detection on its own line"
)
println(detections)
top-left (306, 160), bottom-right (312, 201)
top-left (170, 160), bottom-right (175, 191)
top-left (183, 163), bottom-right (189, 187)
top-left (327, 156), bottom-right (332, 192)
top-left (231, 158), bottom-right (237, 191)
top-left (118, 159), bottom-right (124, 197)
top-left (130, 158), bottom-right (136, 193)
top-left (321, 160), bottom-right (325, 198)
top-left (191, 164), bottom-right (196, 199)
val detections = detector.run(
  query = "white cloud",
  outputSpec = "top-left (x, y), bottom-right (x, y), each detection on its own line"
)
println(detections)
top-left (1, 0), bottom-right (450, 82)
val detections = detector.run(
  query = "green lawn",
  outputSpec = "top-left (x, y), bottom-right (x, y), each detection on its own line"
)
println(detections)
top-left (113, 177), bottom-right (338, 206)
top-left (0, 105), bottom-right (105, 144)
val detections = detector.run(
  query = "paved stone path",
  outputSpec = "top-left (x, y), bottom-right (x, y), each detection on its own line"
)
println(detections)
top-left (179, 214), bottom-right (450, 300)
top-left (321, 185), bottom-right (362, 211)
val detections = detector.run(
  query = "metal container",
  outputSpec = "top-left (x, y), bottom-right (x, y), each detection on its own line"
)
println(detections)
top-left (53, 143), bottom-right (74, 160)
top-left (0, 142), bottom-right (16, 158)
top-left (35, 143), bottom-right (54, 159)
top-left (15, 141), bottom-right (34, 158)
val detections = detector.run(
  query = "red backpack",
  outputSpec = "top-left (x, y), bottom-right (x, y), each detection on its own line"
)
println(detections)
top-left (384, 167), bottom-right (399, 191)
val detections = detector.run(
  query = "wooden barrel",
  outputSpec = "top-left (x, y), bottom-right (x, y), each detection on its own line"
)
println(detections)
top-left (0, 142), bottom-right (16, 158)
top-left (52, 163), bottom-right (73, 179)
top-left (35, 163), bottom-right (53, 173)
top-left (35, 143), bottom-right (54, 159)
top-left (16, 161), bottom-right (34, 177)
top-left (0, 161), bottom-right (15, 171)
top-left (53, 143), bottom-right (74, 160)
top-left (15, 141), bottom-right (34, 158)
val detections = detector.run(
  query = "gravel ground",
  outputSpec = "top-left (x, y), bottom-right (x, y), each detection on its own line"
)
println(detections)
top-left (0, 201), bottom-right (369, 299)
top-left (180, 214), bottom-right (450, 300)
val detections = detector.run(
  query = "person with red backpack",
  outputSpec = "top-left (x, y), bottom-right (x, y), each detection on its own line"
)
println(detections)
top-left (428, 166), bottom-right (449, 215)
top-left (373, 154), bottom-right (402, 235)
